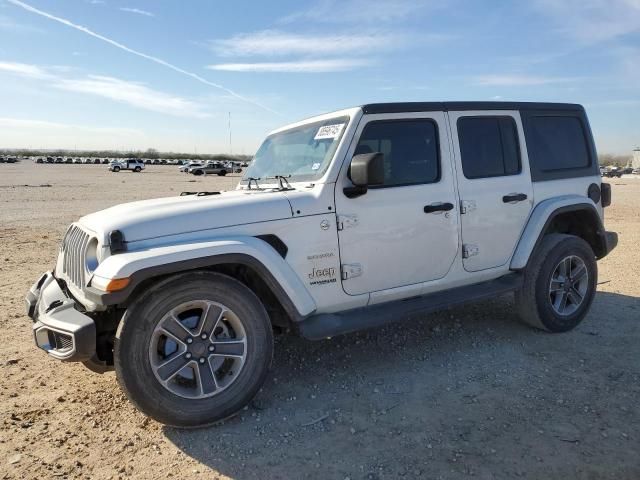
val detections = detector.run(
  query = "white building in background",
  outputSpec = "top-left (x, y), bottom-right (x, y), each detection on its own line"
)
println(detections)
top-left (634, 148), bottom-right (640, 169)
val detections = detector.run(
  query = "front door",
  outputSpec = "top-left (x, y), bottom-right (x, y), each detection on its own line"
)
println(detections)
top-left (448, 111), bottom-right (533, 272)
top-left (335, 112), bottom-right (459, 296)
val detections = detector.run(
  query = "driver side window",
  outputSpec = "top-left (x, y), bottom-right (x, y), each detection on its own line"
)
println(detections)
top-left (355, 119), bottom-right (440, 187)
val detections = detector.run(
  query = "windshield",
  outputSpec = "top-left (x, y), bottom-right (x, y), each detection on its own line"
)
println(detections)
top-left (241, 116), bottom-right (349, 184)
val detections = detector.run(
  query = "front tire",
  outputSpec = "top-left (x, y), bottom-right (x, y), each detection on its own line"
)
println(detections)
top-left (112, 166), bottom-right (120, 172)
top-left (114, 272), bottom-right (273, 427)
top-left (218, 170), bottom-right (227, 176)
top-left (515, 234), bottom-right (597, 332)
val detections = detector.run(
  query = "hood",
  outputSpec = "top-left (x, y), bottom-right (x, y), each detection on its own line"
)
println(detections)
top-left (79, 189), bottom-right (293, 244)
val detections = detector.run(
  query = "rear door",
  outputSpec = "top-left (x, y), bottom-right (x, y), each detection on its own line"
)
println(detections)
top-left (449, 111), bottom-right (533, 272)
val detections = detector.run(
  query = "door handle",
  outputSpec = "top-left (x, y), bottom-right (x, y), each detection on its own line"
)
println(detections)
top-left (502, 193), bottom-right (528, 203)
top-left (424, 202), bottom-right (454, 214)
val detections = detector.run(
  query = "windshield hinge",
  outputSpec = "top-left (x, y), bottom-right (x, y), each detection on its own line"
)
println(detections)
top-left (460, 200), bottom-right (477, 214)
top-left (337, 214), bottom-right (359, 231)
top-left (462, 244), bottom-right (479, 259)
top-left (341, 263), bottom-right (363, 280)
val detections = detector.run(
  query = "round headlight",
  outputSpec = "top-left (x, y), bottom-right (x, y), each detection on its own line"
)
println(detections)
top-left (85, 238), bottom-right (99, 273)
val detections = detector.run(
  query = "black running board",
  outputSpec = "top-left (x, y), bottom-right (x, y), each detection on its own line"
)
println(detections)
top-left (298, 273), bottom-right (523, 340)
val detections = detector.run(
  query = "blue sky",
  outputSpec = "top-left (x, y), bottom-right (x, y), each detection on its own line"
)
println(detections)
top-left (0, 0), bottom-right (638, 155)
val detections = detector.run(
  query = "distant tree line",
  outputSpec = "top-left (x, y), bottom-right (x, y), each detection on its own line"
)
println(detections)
top-left (0, 147), bottom-right (251, 162)
top-left (598, 154), bottom-right (632, 167)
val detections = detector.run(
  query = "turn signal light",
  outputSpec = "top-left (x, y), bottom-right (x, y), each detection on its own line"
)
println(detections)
top-left (92, 275), bottom-right (130, 292)
top-left (104, 277), bottom-right (130, 292)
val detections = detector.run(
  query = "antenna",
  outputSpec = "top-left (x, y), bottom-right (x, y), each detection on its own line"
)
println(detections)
top-left (228, 111), bottom-right (232, 155)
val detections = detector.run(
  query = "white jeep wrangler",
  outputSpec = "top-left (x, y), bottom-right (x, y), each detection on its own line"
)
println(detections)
top-left (26, 102), bottom-right (617, 427)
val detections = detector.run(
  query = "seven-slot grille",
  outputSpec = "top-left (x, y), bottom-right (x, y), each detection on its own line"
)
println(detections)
top-left (60, 225), bottom-right (91, 289)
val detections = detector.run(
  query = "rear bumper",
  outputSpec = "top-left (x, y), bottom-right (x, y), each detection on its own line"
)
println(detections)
top-left (604, 231), bottom-right (618, 256)
top-left (25, 272), bottom-right (96, 362)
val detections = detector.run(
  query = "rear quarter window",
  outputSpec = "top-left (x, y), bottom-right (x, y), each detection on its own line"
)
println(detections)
top-left (522, 110), bottom-right (598, 181)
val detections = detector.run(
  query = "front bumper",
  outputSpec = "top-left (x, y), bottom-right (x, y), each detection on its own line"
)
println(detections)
top-left (25, 272), bottom-right (96, 362)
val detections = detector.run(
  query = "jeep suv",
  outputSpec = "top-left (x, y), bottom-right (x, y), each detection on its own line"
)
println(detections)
top-left (25, 102), bottom-right (617, 427)
top-left (108, 159), bottom-right (145, 173)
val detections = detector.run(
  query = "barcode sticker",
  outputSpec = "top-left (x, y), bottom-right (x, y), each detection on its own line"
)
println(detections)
top-left (314, 123), bottom-right (345, 140)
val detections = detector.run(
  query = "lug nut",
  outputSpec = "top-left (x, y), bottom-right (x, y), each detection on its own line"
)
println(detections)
top-left (199, 358), bottom-right (206, 364)
top-left (201, 333), bottom-right (208, 340)
top-left (186, 338), bottom-right (193, 344)
top-left (208, 345), bottom-right (215, 352)
top-left (185, 352), bottom-right (192, 359)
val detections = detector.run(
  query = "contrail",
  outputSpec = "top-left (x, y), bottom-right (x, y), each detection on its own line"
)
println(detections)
top-left (7, 0), bottom-right (277, 114)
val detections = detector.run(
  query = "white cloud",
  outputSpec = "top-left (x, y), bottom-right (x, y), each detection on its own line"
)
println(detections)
top-left (0, 117), bottom-right (144, 150)
top-left (0, 117), bottom-right (140, 135)
top-left (0, 62), bottom-right (210, 118)
top-left (56, 75), bottom-right (210, 118)
top-left (532, 0), bottom-right (640, 43)
top-left (473, 74), bottom-right (579, 86)
top-left (210, 30), bottom-right (403, 57)
top-left (0, 61), bottom-right (48, 79)
top-left (119, 7), bottom-right (154, 17)
top-left (207, 59), bottom-right (372, 73)
top-left (0, 14), bottom-right (44, 34)
top-left (280, 0), bottom-right (445, 24)
top-left (6, 0), bottom-right (275, 113)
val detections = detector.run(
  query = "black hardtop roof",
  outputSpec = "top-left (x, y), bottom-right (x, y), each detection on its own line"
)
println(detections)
top-left (361, 101), bottom-right (584, 114)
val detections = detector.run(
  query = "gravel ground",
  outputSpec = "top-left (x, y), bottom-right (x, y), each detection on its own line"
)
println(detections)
top-left (1, 162), bottom-right (639, 480)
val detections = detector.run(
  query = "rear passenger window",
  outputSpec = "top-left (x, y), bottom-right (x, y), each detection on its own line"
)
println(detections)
top-left (457, 117), bottom-right (521, 179)
top-left (355, 119), bottom-right (440, 187)
top-left (526, 116), bottom-right (590, 171)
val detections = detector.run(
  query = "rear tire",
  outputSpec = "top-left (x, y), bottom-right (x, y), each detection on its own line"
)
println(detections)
top-left (114, 272), bottom-right (273, 427)
top-left (218, 170), bottom-right (227, 176)
top-left (515, 234), bottom-right (597, 332)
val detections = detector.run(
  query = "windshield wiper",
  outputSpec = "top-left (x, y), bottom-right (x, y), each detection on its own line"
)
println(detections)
top-left (246, 177), bottom-right (261, 190)
top-left (265, 175), bottom-right (293, 191)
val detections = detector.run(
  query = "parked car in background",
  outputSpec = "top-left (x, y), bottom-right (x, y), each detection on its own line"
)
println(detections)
top-left (108, 159), bottom-right (145, 173)
top-left (188, 160), bottom-right (228, 176)
top-left (36, 158), bottom-right (44, 164)
top-left (0, 157), bottom-right (5, 163)
top-left (179, 161), bottom-right (203, 172)
top-left (602, 167), bottom-right (622, 178)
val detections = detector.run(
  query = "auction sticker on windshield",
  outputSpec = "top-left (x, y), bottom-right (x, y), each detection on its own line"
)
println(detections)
top-left (314, 123), bottom-right (345, 140)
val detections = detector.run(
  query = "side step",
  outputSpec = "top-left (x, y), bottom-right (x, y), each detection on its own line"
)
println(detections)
top-left (298, 273), bottom-right (523, 340)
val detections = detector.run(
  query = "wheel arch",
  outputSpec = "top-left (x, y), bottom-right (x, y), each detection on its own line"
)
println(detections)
top-left (511, 196), bottom-right (606, 270)
top-left (88, 237), bottom-right (316, 325)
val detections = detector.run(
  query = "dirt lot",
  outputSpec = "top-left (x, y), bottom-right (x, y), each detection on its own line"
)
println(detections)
top-left (1, 162), bottom-right (639, 480)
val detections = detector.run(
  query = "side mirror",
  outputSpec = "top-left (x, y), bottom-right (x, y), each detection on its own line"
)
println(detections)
top-left (344, 152), bottom-right (384, 198)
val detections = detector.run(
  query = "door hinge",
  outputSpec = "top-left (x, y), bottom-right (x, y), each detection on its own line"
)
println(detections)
top-left (337, 214), bottom-right (359, 231)
top-left (462, 244), bottom-right (479, 259)
top-left (341, 263), bottom-right (363, 280)
top-left (460, 200), bottom-right (476, 214)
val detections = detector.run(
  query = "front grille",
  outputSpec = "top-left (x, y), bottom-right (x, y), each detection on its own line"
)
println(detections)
top-left (61, 225), bottom-right (91, 289)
